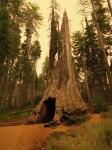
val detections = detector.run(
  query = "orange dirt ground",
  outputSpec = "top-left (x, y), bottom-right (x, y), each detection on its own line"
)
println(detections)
top-left (0, 114), bottom-right (101, 150)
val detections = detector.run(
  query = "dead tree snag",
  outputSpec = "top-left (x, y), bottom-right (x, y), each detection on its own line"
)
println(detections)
top-left (27, 11), bottom-right (87, 124)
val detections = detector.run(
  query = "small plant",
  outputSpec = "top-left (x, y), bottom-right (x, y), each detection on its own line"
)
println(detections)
top-left (97, 120), bottom-right (112, 148)
top-left (101, 105), bottom-right (112, 119)
top-left (61, 113), bottom-right (90, 126)
top-left (104, 129), bottom-right (112, 146)
top-left (46, 131), bottom-right (74, 150)
top-left (45, 117), bottom-right (112, 150)
top-left (93, 95), bottom-right (109, 113)
top-left (48, 131), bottom-right (68, 140)
top-left (0, 109), bottom-right (31, 123)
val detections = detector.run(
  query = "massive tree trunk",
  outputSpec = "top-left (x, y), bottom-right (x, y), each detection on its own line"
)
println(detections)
top-left (27, 11), bottom-right (87, 124)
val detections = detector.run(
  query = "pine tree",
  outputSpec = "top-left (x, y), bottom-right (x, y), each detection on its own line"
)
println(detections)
top-left (22, 2), bottom-right (43, 57)
top-left (90, 0), bottom-right (112, 94)
top-left (72, 31), bottom-right (91, 103)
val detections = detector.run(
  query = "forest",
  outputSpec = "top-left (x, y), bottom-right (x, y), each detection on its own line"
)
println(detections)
top-left (0, 0), bottom-right (112, 150)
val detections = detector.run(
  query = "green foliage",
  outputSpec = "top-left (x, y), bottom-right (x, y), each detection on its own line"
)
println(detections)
top-left (22, 2), bottom-right (43, 33)
top-left (94, 0), bottom-right (112, 67)
top-left (96, 120), bottom-right (112, 148)
top-left (0, 0), bottom-right (25, 109)
top-left (100, 105), bottom-right (112, 119)
top-left (61, 113), bottom-right (90, 126)
top-left (99, 128), bottom-right (112, 147)
top-left (72, 31), bottom-right (85, 80)
top-left (46, 117), bottom-right (112, 150)
top-left (46, 131), bottom-right (74, 150)
top-left (31, 40), bottom-right (41, 59)
top-left (41, 56), bottom-right (49, 80)
top-left (0, 110), bottom-right (31, 123)
top-left (72, 0), bottom-right (112, 102)
top-left (2, 104), bottom-right (16, 111)
top-left (72, 25), bottom-right (107, 101)
top-left (95, 0), bottom-right (111, 34)
top-left (0, 6), bottom-right (11, 62)
top-left (93, 95), bottom-right (109, 113)
top-left (48, 131), bottom-right (68, 140)
top-left (84, 23), bottom-right (106, 86)
top-left (15, 56), bottom-right (33, 84)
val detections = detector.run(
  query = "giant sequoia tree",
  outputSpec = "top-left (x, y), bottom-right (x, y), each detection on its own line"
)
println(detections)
top-left (27, 10), bottom-right (87, 124)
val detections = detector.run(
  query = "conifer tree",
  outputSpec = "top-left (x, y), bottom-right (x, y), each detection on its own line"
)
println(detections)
top-left (90, 0), bottom-right (112, 94)
top-left (0, 0), bottom-right (23, 108)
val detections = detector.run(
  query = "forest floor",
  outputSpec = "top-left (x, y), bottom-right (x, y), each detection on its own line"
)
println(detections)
top-left (0, 113), bottom-right (101, 150)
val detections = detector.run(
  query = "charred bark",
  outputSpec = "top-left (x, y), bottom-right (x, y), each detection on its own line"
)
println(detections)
top-left (49, 8), bottom-right (58, 69)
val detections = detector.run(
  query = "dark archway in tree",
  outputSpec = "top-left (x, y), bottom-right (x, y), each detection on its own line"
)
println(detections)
top-left (41, 97), bottom-right (56, 123)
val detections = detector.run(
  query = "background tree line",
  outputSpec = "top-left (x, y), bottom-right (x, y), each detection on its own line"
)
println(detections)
top-left (72, 0), bottom-right (112, 103)
top-left (0, 0), bottom-right (112, 110)
top-left (0, 0), bottom-right (43, 110)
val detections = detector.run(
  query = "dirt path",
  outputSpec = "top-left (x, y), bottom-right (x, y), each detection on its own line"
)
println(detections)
top-left (0, 124), bottom-right (71, 150)
top-left (0, 114), bottom-right (101, 150)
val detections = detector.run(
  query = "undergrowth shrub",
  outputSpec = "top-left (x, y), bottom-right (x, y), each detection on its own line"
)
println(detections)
top-left (48, 131), bottom-right (68, 140)
top-left (46, 118), bottom-right (112, 150)
top-left (61, 113), bottom-right (90, 126)
top-left (46, 131), bottom-right (74, 150)
top-left (96, 120), bottom-right (112, 148)
top-left (93, 95), bottom-right (109, 113)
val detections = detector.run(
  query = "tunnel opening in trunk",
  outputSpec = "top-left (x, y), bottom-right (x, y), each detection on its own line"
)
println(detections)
top-left (41, 97), bottom-right (56, 123)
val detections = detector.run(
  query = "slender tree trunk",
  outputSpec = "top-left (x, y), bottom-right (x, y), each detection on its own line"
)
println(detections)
top-left (26, 22), bottom-right (33, 57)
top-left (85, 73), bottom-right (91, 103)
top-left (82, 56), bottom-right (91, 103)
top-left (18, 83), bottom-right (22, 108)
top-left (19, 83), bottom-right (27, 108)
top-left (8, 91), bottom-right (13, 107)
top-left (30, 59), bottom-right (37, 104)
top-left (0, 59), bottom-right (10, 109)
top-left (83, 16), bottom-right (91, 103)
top-left (107, 0), bottom-right (112, 17)
top-left (91, 0), bottom-right (112, 92)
